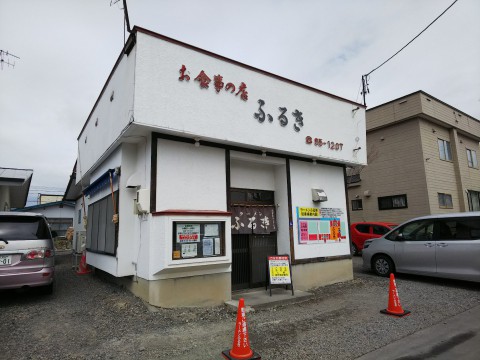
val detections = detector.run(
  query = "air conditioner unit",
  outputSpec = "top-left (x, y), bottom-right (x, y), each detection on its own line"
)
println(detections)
top-left (74, 231), bottom-right (86, 253)
top-left (136, 189), bottom-right (150, 214)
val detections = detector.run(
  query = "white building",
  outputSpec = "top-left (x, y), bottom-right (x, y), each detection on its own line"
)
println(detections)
top-left (65, 27), bottom-right (367, 307)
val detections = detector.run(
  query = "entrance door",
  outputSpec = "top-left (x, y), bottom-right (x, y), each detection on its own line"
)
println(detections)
top-left (230, 189), bottom-right (277, 290)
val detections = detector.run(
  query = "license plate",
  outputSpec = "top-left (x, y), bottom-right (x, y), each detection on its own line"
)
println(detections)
top-left (0, 255), bottom-right (12, 266)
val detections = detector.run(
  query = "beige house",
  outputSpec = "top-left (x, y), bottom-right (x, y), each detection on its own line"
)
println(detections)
top-left (348, 91), bottom-right (480, 224)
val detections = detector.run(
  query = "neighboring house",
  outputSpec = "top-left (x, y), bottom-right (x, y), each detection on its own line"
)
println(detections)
top-left (15, 201), bottom-right (75, 238)
top-left (63, 161), bottom-right (86, 253)
top-left (0, 167), bottom-right (33, 211)
top-left (38, 194), bottom-right (63, 205)
top-left (66, 26), bottom-right (367, 307)
top-left (347, 91), bottom-right (480, 224)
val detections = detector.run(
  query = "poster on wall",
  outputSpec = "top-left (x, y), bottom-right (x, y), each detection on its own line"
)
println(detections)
top-left (176, 224), bottom-right (201, 243)
top-left (297, 207), bottom-right (347, 245)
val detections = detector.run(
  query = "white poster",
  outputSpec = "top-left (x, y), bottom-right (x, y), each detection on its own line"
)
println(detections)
top-left (214, 238), bottom-right (221, 255)
top-left (181, 243), bottom-right (197, 258)
top-left (204, 224), bottom-right (219, 237)
top-left (203, 238), bottom-right (214, 256)
top-left (176, 224), bottom-right (201, 243)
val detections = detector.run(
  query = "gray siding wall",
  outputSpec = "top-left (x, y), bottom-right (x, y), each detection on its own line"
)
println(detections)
top-left (348, 119), bottom-right (429, 223)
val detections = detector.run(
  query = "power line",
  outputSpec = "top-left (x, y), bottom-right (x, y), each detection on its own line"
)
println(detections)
top-left (361, 0), bottom-right (459, 105)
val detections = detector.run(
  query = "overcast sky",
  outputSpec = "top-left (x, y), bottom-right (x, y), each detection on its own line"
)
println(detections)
top-left (1, 0), bottom-right (479, 205)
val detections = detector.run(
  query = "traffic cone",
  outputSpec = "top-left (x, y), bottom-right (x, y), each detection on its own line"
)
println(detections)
top-left (222, 298), bottom-right (261, 360)
top-left (380, 273), bottom-right (410, 317)
top-left (76, 251), bottom-right (93, 275)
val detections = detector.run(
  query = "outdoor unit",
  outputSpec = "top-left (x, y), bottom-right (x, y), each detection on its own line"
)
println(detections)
top-left (74, 231), bottom-right (86, 253)
top-left (136, 189), bottom-right (150, 214)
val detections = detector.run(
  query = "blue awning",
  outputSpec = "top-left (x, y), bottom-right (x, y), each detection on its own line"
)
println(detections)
top-left (83, 169), bottom-right (117, 197)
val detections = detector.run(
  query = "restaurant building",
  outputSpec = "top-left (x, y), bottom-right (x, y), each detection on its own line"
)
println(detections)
top-left (65, 27), bottom-right (366, 307)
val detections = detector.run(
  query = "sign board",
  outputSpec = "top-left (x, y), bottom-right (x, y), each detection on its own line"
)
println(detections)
top-left (266, 255), bottom-right (294, 296)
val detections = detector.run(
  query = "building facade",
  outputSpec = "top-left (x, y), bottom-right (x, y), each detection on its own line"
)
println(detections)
top-left (66, 27), bottom-right (367, 307)
top-left (348, 91), bottom-right (480, 224)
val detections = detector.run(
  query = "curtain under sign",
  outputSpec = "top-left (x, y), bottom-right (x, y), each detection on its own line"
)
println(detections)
top-left (231, 206), bottom-right (277, 234)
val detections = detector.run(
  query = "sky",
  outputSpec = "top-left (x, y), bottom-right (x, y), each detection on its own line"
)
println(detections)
top-left (1, 0), bottom-right (479, 205)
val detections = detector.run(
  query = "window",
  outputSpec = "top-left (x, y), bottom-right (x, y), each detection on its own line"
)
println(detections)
top-left (172, 222), bottom-right (225, 260)
top-left (373, 225), bottom-right (390, 235)
top-left (355, 224), bottom-right (370, 234)
top-left (467, 190), bottom-right (480, 211)
top-left (438, 193), bottom-right (453, 209)
top-left (351, 199), bottom-right (363, 211)
top-left (78, 209), bottom-right (82, 224)
top-left (438, 139), bottom-right (452, 161)
top-left (86, 191), bottom-right (118, 255)
top-left (467, 149), bottom-right (478, 168)
top-left (378, 194), bottom-right (408, 210)
top-left (436, 218), bottom-right (480, 240)
top-left (386, 220), bottom-right (433, 241)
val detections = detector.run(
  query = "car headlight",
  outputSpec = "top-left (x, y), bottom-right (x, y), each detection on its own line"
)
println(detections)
top-left (363, 240), bottom-right (373, 249)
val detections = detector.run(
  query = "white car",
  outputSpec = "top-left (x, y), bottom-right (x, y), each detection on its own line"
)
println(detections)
top-left (362, 212), bottom-right (480, 283)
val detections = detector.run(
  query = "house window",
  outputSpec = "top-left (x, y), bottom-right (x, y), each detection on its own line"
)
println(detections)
top-left (438, 193), bottom-right (453, 209)
top-left (172, 222), bottom-right (225, 260)
top-left (351, 199), bottom-right (363, 211)
top-left (378, 194), bottom-right (408, 210)
top-left (468, 190), bottom-right (480, 211)
top-left (438, 139), bottom-right (452, 161)
top-left (86, 191), bottom-right (118, 255)
top-left (78, 209), bottom-right (81, 224)
top-left (467, 149), bottom-right (478, 168)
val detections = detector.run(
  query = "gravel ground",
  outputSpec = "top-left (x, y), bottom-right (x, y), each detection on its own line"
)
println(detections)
top-left (1, 254), bottom-right (479, 360)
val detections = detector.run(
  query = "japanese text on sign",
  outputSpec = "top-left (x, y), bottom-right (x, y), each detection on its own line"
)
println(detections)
top-left (254, 99), bottom-right (304, 132)
top-left (268, 256), bottom-right (291, 285)
top-left (179, 64), bottom-right (248, 101)
top-left (298, 207), bottom-right (319, 218)
top-left (176, 224), bottom-right (201, 243)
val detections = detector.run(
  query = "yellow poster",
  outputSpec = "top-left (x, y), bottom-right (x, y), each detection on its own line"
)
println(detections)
top-left (298, 207), bottom-right (319, 218)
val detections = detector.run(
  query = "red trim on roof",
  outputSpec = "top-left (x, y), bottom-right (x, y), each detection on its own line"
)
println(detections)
top-left (152, 210), bottom-right (232, 216)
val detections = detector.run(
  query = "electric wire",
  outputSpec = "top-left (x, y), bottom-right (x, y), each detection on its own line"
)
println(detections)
top-left (365, 0), bottom-right (459, 77)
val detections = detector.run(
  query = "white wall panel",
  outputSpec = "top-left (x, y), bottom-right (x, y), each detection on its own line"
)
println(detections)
top-left (134, 32), bottom-right (366, 166)
top-left (156, 139), bottom-right (226, 211)
top-left (290, 160), bottom-right (350, 259)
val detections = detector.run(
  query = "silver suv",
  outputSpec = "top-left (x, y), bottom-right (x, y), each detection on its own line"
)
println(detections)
top-left (0, 212), bottom-right (55, 293)
top-left (362, 212), bottom-right (480, 283)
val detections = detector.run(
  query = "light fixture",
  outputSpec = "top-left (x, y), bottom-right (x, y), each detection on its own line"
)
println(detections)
top-left (261, 149), bottom-right (267, 157)
top-left (311, 189), bottom-right (328, 202)
top-left (312, 159), bottom-right (317, 165)
top-left (194, 138), bottom-right (200, 147)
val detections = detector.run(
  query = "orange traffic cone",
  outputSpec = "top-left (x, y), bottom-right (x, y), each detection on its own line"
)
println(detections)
top-left (380, 273), bottom-right (410, 317)
top-left (76, 251), bottom-right (93, 275)
top-left (222, 298), bottom-right (261, 360)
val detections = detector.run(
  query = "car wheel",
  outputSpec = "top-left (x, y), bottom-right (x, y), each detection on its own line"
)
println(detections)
top-left (372, 255), bottom-right (394, 277)
top-left (351, 243), bottom-right (359, 256)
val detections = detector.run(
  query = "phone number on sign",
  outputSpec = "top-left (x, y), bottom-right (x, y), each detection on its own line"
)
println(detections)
top-left (305, 136), bottom-right (343, 151)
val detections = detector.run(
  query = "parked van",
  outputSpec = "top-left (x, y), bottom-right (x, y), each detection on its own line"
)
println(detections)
top-left (0, 212), bottom-right (55, 293)
top-left (362, 212), bottom-right (480, 282)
